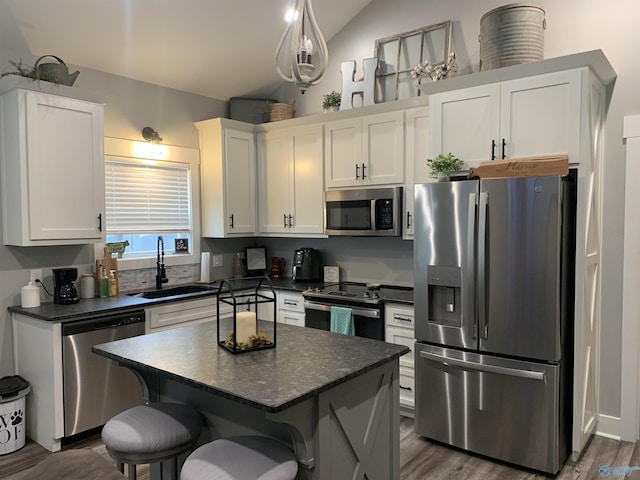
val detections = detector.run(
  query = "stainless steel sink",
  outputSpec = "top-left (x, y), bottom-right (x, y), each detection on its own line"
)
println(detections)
top-left (128, 284), bottom-right (220, 299)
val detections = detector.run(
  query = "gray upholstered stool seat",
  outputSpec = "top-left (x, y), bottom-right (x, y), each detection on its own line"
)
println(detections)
top-left (102, 402), bottom-right (203, 480)
top-left (180, 435), bottom-right (298, 480)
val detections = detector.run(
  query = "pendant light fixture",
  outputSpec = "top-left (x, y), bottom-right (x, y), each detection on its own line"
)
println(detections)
top-left (274, 0), bottom-right (328, 94)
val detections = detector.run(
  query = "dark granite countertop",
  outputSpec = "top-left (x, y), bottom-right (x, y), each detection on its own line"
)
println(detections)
top-left (8, 277), bottom-right (413, 323)
top-left (93, 321), bottom-right (409, 413)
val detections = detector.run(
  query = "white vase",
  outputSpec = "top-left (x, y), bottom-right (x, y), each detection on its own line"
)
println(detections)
top-left (436, 172), bottom-right (450, 182)
top-left (323, 106), bottom-right (339, 113)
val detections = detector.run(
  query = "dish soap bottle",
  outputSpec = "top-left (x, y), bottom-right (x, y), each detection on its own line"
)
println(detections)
top-left (100, 266), bottom-right (109, 298)
top-left (108, 270), bottom-right (117, 297)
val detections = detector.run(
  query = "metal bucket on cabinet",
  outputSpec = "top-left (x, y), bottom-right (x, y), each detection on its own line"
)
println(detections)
top-left (479, 3), bottom-right (546, 71)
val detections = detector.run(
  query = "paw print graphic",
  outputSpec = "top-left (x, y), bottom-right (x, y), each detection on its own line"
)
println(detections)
top-left (10, 410), bottom-right (23, 426)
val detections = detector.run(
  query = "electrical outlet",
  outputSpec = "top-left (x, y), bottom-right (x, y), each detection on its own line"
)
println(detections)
top-left (30, 269), bottom-right (43, 284)
top-left (212, 255), bottom-right (223, 267)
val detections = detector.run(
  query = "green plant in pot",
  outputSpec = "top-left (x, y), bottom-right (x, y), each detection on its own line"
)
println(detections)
top-left (426, 153), bottom-right (464, 181)
top-left (322, 90), bottom-right (341, 112)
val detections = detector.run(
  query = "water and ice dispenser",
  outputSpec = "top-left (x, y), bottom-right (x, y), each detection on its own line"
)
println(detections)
top-left (427, 266), bottom-right (462, 326)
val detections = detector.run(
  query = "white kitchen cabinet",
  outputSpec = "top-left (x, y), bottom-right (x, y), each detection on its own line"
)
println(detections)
top-left (145, 296), bottom-right (233, 333)
top-left (196, 118), bottom-right (256, 237)
top-left (257, 124), bottom-right (324, 235)
top-left (403, 107), bottom-right (431, 239)
top-left (0, 86), bottom-right (105, 246)
top-left (277, 291), bottom-right (306, 327)
top-left (430, 70), bottom-right (581, 168)
top-left (385, 303), bottom-right (415, 416)
top-left (325, 111), bottom-right (404, 188)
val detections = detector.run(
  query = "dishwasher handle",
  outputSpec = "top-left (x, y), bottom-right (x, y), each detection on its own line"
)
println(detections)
top-left (61, 311), bottom-right (145, 336)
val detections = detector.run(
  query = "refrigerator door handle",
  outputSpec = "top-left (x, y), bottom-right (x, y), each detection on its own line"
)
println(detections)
top-left (419, 351), bottom-right (546, 382)
top-left (467, 192), bottom-right (477, 340)
top-left (477, 191), bottom-right (489, 339)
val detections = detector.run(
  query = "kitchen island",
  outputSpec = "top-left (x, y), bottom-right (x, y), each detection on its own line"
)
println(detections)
top-left (93, 321), bottom-right (409, 480)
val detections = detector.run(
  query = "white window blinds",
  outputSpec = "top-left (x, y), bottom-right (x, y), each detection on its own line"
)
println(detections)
top-left (104, 160), bottom-right (191, 234)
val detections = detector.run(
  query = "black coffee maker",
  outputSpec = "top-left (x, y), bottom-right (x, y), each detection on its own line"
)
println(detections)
top-left (53, 268), bottom-right (79, 305)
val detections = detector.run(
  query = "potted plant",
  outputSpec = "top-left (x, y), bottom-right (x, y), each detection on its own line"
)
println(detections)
top-left (322, 90), bottom-right (341, 112)
top-left (426, 153), bottom-right (464, 181)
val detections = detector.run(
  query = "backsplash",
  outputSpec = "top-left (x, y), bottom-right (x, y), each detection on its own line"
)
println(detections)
top-left (117, 263), bottom-right (200, 292)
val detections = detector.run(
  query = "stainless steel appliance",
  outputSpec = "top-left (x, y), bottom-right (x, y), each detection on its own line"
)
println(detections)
top-left (292, 247), bottom-right (323, 282)
top-left (413, 175), bottom-right (576, 474)
top-left (303, 282), bottom-right (410, 340)
top-left (53, 268), bottom-right (79, 305)
top-left (62, 311), bottom-right (145, 438)
top-left (325, 187), bottom-right (402, 236)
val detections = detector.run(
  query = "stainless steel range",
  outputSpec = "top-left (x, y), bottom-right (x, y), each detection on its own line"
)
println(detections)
top-left (303, 282), bottom-right (407, 340)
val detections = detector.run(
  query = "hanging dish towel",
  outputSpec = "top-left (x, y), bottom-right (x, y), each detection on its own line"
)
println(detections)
top-left (330, 306), bottom-right (355, 336)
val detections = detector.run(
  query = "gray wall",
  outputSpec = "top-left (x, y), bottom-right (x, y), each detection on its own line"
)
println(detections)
top-left (273, 0), bottom-right (635, 419)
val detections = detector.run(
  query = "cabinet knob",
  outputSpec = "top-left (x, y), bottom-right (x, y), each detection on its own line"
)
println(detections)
top-left (406, 211), bottom-right (412, 228)
top-left (355, 163), bottom-right (360, 180)
top-left (288, 214), bottom-right (293, 228)
top-left (229, 214), bottom-right (234, 228)
top-left (284, 213), bottom-right (287, 228)
top-left (491, 139), bottom-right (496, 160)
top-left (501, 138), bottom-right (506, 159)
top-left (361, 163), bottom-right (366, 179)
top-left (97, 213), bottom-right (102, 232)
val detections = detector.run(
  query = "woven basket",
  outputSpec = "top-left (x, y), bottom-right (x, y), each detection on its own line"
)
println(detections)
top-left (268, 102), bottom-right (295, 122)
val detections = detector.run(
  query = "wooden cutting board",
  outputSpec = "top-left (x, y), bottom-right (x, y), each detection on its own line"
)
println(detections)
top-left (96, 247), bottom-right (118, 295)
top-left (468, 155), bottom-right (569, 179)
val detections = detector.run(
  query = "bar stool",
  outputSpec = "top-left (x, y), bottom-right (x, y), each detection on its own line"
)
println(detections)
top-left (101, 402), bottom-right (203, 480)
top-left (180, 435), bottom-right (298, 480)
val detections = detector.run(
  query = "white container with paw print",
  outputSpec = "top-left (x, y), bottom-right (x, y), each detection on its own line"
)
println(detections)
top-left (0, 375), bottom-right (31, 454)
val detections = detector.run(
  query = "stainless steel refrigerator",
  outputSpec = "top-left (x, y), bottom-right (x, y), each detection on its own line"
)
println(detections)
top-left (413, 175), bottom-right (575, 474)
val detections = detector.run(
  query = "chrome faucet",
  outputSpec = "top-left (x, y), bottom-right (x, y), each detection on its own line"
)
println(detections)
top-left (156, 235), bottom-right (168, 289)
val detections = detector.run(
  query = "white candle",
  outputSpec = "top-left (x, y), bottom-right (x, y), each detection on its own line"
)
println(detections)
top-left (235, 311), bottom-right (256, 347)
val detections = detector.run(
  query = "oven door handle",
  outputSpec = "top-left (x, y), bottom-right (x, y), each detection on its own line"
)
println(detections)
top-left (303, 301), bottom-right (380, 319)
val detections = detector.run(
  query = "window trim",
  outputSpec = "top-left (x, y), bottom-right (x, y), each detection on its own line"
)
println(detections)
top-left (98, 137), bottom-right (201, 271)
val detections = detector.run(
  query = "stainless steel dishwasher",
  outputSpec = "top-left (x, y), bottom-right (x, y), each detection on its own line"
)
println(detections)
top-left (62, 310), bottom-right (145, 437)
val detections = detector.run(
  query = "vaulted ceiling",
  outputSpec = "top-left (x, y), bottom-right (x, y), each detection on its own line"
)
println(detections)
top-left (0, 0), bottom-right (373, 100)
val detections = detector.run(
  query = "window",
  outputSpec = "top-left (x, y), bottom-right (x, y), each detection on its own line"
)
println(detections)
top-left (374, 21), bottom-right (452, 101)
top-left (101, 137), bottom-right (201, 268)
top-left (105, 159), bottom-right (192, 256)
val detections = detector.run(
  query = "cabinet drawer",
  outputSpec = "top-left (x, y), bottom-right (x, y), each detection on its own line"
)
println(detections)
top-left (146, 296), bottom-right (221, 332)
top-left (385, 304), bottom-right (415, 330)
top-left (386, 326), bottom-right (415, 369)
top-left (399, 366), bottom-right (415, 408)
top-left (277, 292), bottom-right (305, 313)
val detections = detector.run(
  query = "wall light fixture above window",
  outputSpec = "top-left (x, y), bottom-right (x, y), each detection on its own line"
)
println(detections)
top-left (274, 0), bottom-right (328, 94)
top-left (135, 127), bottom-right (168, 160)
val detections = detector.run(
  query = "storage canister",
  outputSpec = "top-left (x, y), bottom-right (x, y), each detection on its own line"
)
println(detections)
top-left (79, 274), bottom-right (95, 299)
top-left (20, 281), bottom-right (40, 308)
top-left (0, 375), bottom-right (30, 455)
top-left (479, 3), bottom-right (546, 71)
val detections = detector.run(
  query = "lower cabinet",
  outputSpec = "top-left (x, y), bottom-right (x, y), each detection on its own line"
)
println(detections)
top-left (277, 291), bottom-right (306, 327)
top-left (145, 296), bottom-right (233, 333)
top-left (385, 303), bottom-right (415, 417)
top-left (257, 289), bottom-right (306, 327)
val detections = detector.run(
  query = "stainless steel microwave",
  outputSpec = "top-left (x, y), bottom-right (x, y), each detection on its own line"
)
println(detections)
top-left (325, 187), bottom-right (402, 236)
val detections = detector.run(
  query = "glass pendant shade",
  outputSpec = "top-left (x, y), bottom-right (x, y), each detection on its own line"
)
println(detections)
top-left (275, 0), bottom-right (328, 94)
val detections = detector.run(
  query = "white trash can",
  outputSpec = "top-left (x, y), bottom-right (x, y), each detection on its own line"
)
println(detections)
top-left (0, 375), bottom-right (30, 455)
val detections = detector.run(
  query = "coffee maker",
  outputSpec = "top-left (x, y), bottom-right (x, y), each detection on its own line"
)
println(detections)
top-left (53, 268), bottom-right (79, 304)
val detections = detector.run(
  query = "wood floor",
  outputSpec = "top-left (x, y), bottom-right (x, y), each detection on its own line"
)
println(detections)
top-left (1, 418), bottom-right (639, 479)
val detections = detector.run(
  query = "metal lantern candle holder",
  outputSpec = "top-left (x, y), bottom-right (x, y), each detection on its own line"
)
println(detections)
top-left (217, 277), bottom-right (276, 354)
